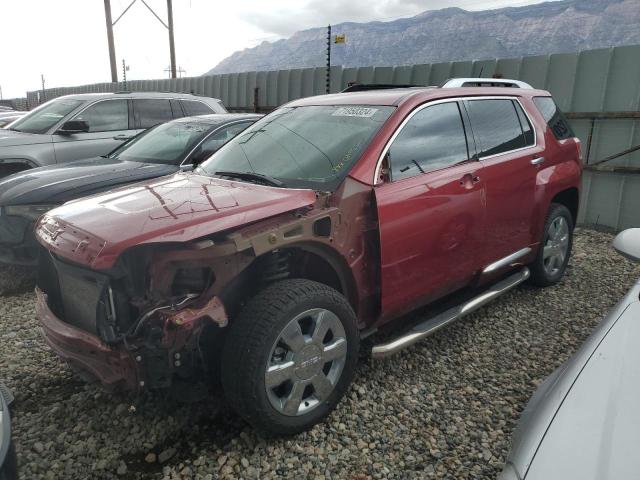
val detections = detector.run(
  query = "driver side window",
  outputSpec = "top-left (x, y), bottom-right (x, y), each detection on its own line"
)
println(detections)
top-left (389, 102), bottom-right (469, 181)
top-left (72, 100), bottom-right (129, 133)
top-left (189, 122), bottom-right (251, 164)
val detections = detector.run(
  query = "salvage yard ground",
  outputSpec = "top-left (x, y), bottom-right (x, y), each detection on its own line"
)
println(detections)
top-left (1, 229), bottom-right (638, 480)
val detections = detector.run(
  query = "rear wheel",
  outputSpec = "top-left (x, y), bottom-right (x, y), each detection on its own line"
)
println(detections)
top-left (221, 279), bottom-right (359, 436)
top-left (529, 203), bottom-right (573, 286)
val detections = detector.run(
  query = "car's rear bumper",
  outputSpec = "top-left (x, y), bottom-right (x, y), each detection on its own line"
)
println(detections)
top-left (35, 288), bottom-right (140, 392)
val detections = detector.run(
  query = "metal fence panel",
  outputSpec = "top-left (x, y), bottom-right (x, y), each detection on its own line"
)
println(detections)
top-left (19, 44), bottom-right (640, 230)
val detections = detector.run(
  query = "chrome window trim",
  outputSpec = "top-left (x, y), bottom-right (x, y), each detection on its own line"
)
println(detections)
top-left (373, 95), bottom-right (537, 185)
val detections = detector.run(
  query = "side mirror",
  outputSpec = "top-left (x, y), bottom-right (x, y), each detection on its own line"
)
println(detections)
top-left (613, 228), bottom-right (640, 263)
top-left (179, 163), bottom-right (194, 172)
top-left (57, 120), bottom-right (89, 135)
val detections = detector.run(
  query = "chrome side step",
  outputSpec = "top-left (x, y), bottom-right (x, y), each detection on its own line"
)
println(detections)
top-left (371, 267), bottom-right (530, 359)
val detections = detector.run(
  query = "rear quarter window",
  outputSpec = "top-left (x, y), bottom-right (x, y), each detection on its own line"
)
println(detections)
top-left (181, 100), bottom-right (214, 116)
top-left (533, 97), bottom-right (575, 140)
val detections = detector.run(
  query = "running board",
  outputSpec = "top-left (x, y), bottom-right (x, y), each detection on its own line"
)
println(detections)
top-left (371, 267), bottom-right (530, 359)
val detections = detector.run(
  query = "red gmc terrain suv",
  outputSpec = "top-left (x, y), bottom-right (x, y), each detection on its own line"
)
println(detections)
top-left (34, 78), bottom-right (582, 435)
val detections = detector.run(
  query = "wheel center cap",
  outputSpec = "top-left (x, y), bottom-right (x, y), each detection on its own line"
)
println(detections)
top-left (295, 345), bottom-right (323, 380)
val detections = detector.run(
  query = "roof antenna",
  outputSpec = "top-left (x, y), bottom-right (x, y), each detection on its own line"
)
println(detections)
top-left (478, 66), bottom-right (484, 78)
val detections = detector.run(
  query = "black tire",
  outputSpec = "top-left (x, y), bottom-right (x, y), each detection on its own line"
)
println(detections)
top-left (0, 442), bottom-right (18, 480)
top-left (221, 279), bottom-right (359, 436)
top-left (529, 202), bottom-right (574, 287)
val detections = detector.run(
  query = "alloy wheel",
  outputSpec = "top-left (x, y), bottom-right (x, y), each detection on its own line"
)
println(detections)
top-left (265, 308), bottom-right (348, 416)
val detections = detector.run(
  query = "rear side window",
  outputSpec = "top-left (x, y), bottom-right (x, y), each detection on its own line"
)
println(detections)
top-left (133, 99), bottom-right (173, 129)
top-left (533, 97), bottom-right (575, 140)
top-left (181, 100), bottom-right (214, 116)
top-left (389, 101), bottom-right (469, 181)
top-left (466, 99), bottom-right (529, 157)
top-left (73, 100), bottom-right (128, 132)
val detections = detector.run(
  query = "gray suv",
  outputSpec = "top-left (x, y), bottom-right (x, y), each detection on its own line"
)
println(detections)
top-left (0, 92), bottom-right (226, 177)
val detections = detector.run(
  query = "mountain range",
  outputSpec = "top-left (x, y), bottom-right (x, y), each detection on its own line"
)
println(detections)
top-left (206, 0), bottom-right (640, 75)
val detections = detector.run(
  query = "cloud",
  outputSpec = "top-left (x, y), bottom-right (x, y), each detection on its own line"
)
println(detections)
top-left (238, 0), bottom-right (551, 37)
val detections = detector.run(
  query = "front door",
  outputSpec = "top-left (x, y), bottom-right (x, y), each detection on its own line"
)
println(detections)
top-left (375, 100), bottom-right (485, 321)
top-left (52, 99), bottom-right (133, 163)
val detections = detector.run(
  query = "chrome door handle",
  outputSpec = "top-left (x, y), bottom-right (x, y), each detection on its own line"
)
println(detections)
top-left (530, 157), bottom-right (545, 165)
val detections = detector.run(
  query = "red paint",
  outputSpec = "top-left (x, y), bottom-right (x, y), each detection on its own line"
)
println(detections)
top-left (35, 86), bottom-right (582, 392)
top-left (36, 173), bottom-right (317, 269)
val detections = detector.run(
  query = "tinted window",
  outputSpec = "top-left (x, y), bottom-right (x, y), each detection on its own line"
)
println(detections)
top-left (466, 99), bottom-right (527, 157)
top-left (199, 105), bottom-right (394, 191)
top-left (111, 121), bottom-right (213, 165)
top-left (73, 100), bottom-right (128, 132)
top-left (533, 96), bottom-right (575, 140)
top-left (389, 102), bottom-right (469, 181)
top-left (10, 98), bottom-right (83, 134)
top-left (514, 101), bottom-right (535, 146)
top-left (133, 99), bottom-right (173, 129)
top-left (181, 100), bottom-right (214, 116)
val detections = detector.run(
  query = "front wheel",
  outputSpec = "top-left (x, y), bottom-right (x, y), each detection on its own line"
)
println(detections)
top-left (221, 279), bottom-right (359, 436)
top-left (529, 202), bottom-right (574, 287)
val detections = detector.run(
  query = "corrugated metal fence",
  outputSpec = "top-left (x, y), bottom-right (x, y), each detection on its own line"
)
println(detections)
top-left (24, 44), bottom-right (640, 230)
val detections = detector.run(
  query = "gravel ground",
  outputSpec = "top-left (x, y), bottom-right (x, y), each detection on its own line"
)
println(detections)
top-left (1, 228), bottom-right (639, 480)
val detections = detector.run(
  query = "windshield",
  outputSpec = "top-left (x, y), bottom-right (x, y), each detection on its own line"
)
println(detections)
top-left (111, 121), bottom-right (214, 165)
top-left (9, 98), bottom-right (84, 134)
top-left (198, 105), bottom-right (394, 190)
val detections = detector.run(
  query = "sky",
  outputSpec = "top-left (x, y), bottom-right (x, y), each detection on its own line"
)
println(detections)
top-left (0, 0), bottom-right (562, 99)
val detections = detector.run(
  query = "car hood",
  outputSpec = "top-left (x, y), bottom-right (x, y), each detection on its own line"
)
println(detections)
top-left (0, 128), bottom-right (49, 147)
top-left (523, 295), bottom-right (640, 480)
top-left (35, 172), bottom-right (317, 269)
top-left (0, 157), bottom-right (178, 206)
top-left (504, 280), bottom-right (640, 480)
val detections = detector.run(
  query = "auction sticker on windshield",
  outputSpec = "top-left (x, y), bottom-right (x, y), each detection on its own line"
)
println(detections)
top-left (332, 107), bottom-right (378, 118)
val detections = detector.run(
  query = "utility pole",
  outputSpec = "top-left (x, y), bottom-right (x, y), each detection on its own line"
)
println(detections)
top-left (41, 74), bottom-right (46, 104)
top-left (326, 25), bottom-right (331, 94)
top-left (104, 0), bottom-right (118, 82)
top-left (167, 0), bottom-right (177, 79)
top-left (122, 59), bottom-right (128, 90)
top-left (104, 0), bottom-right (177, 83)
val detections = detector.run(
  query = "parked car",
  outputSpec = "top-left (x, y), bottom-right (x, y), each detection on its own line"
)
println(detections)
top-left (499, 228), bottom-right (640, 480)
top-left (0, 383), bottom-right (17, 480)
top-left (0, 112), bottom-right (26, 129)
top-left (33, 78), bottom-right (582, 435)
top-left (0, 113), bottom-right (260, 270)
top-left (0, 92), bottom-right (226, 178)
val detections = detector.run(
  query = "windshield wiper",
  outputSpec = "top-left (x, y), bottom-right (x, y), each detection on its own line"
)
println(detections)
top-left (214, 170), bottom-right (285, 187)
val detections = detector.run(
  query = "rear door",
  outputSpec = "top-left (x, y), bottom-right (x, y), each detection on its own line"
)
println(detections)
top-left (374, 100), bottom-right (485, 320)
top-left (464, 97), bottom-right (541, 267)
top-left (132, 98), bottom-right (174, 131)
top-left (52, 99), bottom-right (132, 163)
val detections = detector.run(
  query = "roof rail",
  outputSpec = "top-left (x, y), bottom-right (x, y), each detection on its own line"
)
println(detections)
top-left (113, 91), bottom-right (132, 94)
top-left (341, 84), bottom-right (422, 93)
top-left (442, 78), bottom-right (533, 89)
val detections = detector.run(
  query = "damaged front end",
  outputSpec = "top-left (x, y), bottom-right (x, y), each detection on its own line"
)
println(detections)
top-left (35, 235), bottom-right (247, 392)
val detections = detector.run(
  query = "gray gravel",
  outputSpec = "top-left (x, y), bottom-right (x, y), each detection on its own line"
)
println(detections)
top-left (1, 228), bottom-right (639, 480)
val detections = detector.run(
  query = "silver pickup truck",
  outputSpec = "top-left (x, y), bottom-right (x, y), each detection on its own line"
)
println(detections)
top-left (0, 91), bottom-right (226, 177)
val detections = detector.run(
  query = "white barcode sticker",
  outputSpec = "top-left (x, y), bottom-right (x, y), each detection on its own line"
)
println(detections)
top-left (332, 107), bottom-right (378, 118)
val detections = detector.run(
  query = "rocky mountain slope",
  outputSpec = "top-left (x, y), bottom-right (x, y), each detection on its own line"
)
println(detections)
top-left (207, 0), bottom-right (640, 74)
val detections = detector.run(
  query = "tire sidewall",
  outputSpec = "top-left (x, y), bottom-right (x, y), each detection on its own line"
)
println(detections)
top-left (256, 295), bottom-right (358, 431)
top-left (534, 203), bottom-right (574, 285)
top-left (222, 280), bottom-right (360, 435)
